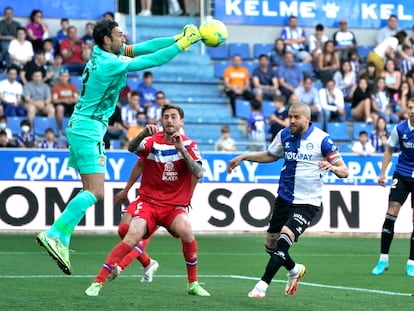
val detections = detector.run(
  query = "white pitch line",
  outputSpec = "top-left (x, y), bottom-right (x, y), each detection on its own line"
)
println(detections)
top-left (0, 251), bottom-right (406, 257)
top-left (0, 274), bottom-right (411, 297)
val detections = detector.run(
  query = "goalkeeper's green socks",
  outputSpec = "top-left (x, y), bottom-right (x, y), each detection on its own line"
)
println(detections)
top-left (47, 190), bottom-right (97, 247)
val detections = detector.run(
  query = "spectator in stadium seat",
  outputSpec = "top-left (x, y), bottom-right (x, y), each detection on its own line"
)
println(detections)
top-left (137, 71), bottom-right (157, 113)
top-left (103, 103), bottom-right (126, 149)
top-left (359, 62), bottom-right (377, 93)
top-left (246, 99), bottom-right (266, 151)
top-left (319, 78), bottom-right (345, 128)
top-left (7, 27), bottom-right (33, 70)
top-left (332, 19), bottom-right (357, 62)
top-left (351, 77), bottom-right (373, 123)
top-left (315, 40), bottom-right (340, 86)
top-left (252, 54), bottom-right (280, 102)
top-left (397, 44), bottom-right (414, 76)
top-left (224, 54), bottom-right (254, 117)
top-left (308, 23), bottom-right (328, 67)
top-left (348, 48), bottom-right (361, 76)
top-left (351, 130), bottom-right (376, 156)
top-left (20, 49), bottom-right (51, 85)
top-left (15, 119), bottom-right (37, 148)
top-left (280, 15), bottom-right (312, 63)
top-left (0, 66), bottom-right (24, 117)
top-left (52, 68), bottom-right (79, 133)
top-left (182, 0), bottom-right (200, 17)
top-left (0, 115), bottom-right (13, 140)
top-left (43, 39), bottom-right (55, 65)
top-left (0, 129), bottom-right (14, 147)
top-left (394, 80), bottom-right (411, 120)
top-left (55, 18), bottom-right (69, 44)
top-left (121, 91), bottom-right (141, 129)
top-left (147, 91), bottom-right (169, 126)
top-left (47, 53), bottom-right (64, 86)
top-left (215, 125), bottom-right (237, 152)
top-left (268, 38), bottom-right (286, 69)
top-left (376, 15), bottom-right (399, 45)
top-left (381, 58), bottom-right (401, 99)
top-left (39, 127), bottom-right (61, 149)
top-left (371, 77), bottom-right (399, 124)
top-left (277, 52), bottom-right (304, 102)
top-left (125, 111), bottom-right (148, 145)
top-left (26, 9), bottom-right (49, 51)
top-left (367, 31), bottom-right (407, 76)
top-left (23, 70), bottom-right (54, 125)
top-left (295, 75), bottom-right (323, 124)
top-left (82, 22), bottom-right (95, 49)
top-left (59, 26), bottom-right (89, 75)
top-left (267, 95), bottom-right (289, 141)
top-left (0, 7), bottom-right (21, 68)
top-left (333, 60), bottom-right (357, 102)
top-left (369, 116), bottom-right (389, 153)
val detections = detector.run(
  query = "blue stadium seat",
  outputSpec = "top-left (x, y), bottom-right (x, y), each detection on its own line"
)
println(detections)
top-left (61, 117), bottom-right (70, 136)
top-left (253, 43), bottom-right (273, 59)
top-left (110, 139), bottom-right (121, 149)
top-left (7, 116), bottom-right (25, 136)
top-left (339, 143), bottom-right (353, 153)
top-left (352, 122), bottom-right (374, 140)
top-left (312, 122), bottom-right (323, 130)
top-left (357, 45), bottom-right (374, 61)
top-left (71, 76), bottom-right (82, 91)
top-left (262, 101), bottom-right (275, 118)
top-left (214, 60), bottom-right (231, 79)
top-left (228, 43), bottom-right (251, 60)
top-left (296, 62), bottom-right (314, 77)
top-left (206, 44), bottom-right (228, 60)
top-left (33, 117), bottom-right (58, 136)
top-left (235, 100), bottom-right (251, 119)
top-left (344, 102), bottom-right (353, 121)
top-left (244, 61), bottom-right (257, 76)
top-left (326, 122), bottom-right (351, 142)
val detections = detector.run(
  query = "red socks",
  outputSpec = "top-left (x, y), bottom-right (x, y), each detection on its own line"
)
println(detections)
top-left (182, 240), bottom-right (198, 283)
top-left (94, 242), bottom-right (131, 284)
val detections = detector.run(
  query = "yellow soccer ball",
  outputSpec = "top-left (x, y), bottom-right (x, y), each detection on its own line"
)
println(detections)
top-left (199, 19), bottom-right (228, 48)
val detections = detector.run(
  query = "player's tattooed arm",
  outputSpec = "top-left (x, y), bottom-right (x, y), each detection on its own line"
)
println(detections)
top-left (128, 124), bottom-right (159, 153)
top-left (181, 148), bottom-right (203, 179)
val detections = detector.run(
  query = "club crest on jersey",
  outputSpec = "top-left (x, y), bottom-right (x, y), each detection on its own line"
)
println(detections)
top-left (306, 143), bottom-right (314, 150)
top-left (162, 161), bottom-right (178, 181)
top-left (119, 55), bottom-right (131, 62)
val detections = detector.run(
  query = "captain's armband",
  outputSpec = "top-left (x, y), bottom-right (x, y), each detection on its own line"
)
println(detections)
top-left (326, 150), bottom-right (341, 164)
top-left (124, 45), bottom-right (134, 58)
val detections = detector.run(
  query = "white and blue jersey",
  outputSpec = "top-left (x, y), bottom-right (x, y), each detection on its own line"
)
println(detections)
top-left (268, 123), bottom-right (340, 206)
top-left (387, 120), bottom-right (414, 178)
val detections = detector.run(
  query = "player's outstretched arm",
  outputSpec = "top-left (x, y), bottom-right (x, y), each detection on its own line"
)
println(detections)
top-left (125, 26), bottom-right (200, 73)
top-left (124, 24), bottom-right (199, 57)
top-left (228, 151), bottom-right (280, 174)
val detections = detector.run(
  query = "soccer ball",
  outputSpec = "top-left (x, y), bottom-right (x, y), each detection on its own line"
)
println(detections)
top-left (199, 19), bottom-right (228, 48)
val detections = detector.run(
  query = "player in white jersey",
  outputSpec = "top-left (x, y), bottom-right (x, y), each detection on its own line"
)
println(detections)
top-left (371, 98), bottom-right (414, 277)
top-left (228, 102), bottom-right (349, 298)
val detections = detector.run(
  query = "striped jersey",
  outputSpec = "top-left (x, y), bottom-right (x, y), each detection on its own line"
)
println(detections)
top-left (138, 132), bottom-right (202, 207)
top-left (387, 120), bottom-right (414, 178)
top-left (268, 123), bottom-right (341, 206)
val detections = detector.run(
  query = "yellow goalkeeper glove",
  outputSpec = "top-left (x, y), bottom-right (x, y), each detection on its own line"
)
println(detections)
top-left (176, 24), bottom-right (201, 51)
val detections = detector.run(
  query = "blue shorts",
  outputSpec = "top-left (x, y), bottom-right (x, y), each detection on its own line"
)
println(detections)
top-left (66, 117), bottom-right (106, 174)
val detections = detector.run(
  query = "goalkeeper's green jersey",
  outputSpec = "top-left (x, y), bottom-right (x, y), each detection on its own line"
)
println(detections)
top-left (69, 37), bottom-right (181, 128)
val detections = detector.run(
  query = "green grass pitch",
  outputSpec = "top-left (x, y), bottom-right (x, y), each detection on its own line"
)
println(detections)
top-left (1, 234), bottom-right (413, 311)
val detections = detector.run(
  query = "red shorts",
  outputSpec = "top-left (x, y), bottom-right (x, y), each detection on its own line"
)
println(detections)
top-left (125, 197), bottom-right (188, 239)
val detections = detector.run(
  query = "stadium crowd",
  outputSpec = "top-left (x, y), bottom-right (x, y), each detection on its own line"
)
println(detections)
top-left (0, 6), bottom-right (413, 152)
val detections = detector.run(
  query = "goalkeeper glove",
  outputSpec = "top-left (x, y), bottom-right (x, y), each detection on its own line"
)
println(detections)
top-left (174, 24), bottom-right (201, 42)
top-left (176, 24), bottom-right (201, 51)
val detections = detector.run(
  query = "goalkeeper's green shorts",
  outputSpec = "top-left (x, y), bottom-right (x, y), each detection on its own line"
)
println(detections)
top-left (66, 118), bottom-right (107, 174)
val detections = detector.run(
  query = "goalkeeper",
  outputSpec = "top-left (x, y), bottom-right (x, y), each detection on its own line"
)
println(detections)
top-left (36, 19), bottom-right (201, 275)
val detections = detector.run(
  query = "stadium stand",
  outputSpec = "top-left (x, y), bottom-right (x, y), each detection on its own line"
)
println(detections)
top-left (33, 117), bottom-right (59, 136)
top-left (7, 116), bottom-right (25, 136)
top-left (253, 43), bottom-right (273, 58)
top-left (352, 122), bottom-right (374, 140)
top-left (206, 44), bottom-right (228, 60)
top-left (228, 42), bottom-right (251, 60)
top-left (326, 122), bottom-right (352, 142)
